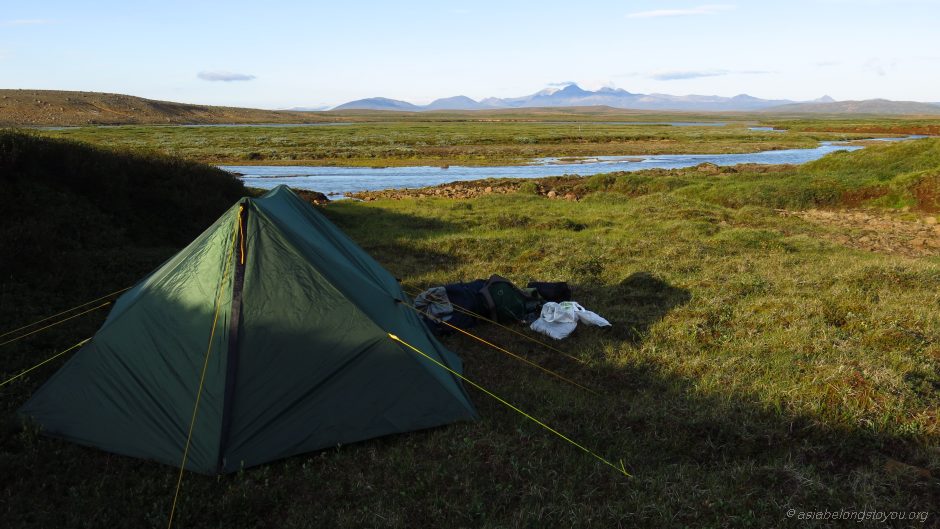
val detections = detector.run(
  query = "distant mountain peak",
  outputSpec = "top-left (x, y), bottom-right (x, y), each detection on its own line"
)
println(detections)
top-left (556, 83), bottom-right (590, 96)
top-left (814, 95), bottom-right (836, 103)
top-left (424, 95), bottom-right (484, 111)
top-left (284, 105), bottom-right (330, 111)
top-left (332, 97), bottom-right (420, 111)
top-left (598, 86), bottom-right (632, 95)
top-left (434, 96), bottom-right (476, 103)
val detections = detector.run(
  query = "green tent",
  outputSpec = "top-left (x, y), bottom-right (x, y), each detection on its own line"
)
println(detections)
top-left (19, 185), bottom-right (477, 474)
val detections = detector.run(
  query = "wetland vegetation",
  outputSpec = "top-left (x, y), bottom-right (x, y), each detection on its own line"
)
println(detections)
top-left (1, 130), bottom-right (937, 527)
top-left (33, 114), bottom-right (928, 167)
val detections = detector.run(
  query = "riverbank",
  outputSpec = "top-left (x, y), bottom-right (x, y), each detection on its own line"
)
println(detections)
top-left (346, 162), bottom-right (778, 200)
top-left (236, 140), bottom-right (940, 197)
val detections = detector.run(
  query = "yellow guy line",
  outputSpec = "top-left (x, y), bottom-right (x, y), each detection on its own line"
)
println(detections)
top-left (387, 333), bottom-right (630, 478)
top-left (398, 300), bottom-right (597, 395)
top-left (238, 204), bottom-right (246, 265)
top-left (0, 302), bottom-right (112, 348)
top-left (0, 337), bottom-right (91, 388)
top-left (403, 286), bottom-right (586, 365)
top-left (0, 286), bottom-right (131, 339)
top-left (166, 217), bottom-right (239, 529)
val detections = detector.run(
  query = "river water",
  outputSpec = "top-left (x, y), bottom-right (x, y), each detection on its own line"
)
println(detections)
top-left (223, 136), bottom-right (927, 196)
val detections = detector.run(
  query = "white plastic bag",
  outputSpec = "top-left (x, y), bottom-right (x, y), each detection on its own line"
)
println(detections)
top-left (541, 301), bottom-right (578, 323)
top-left (574, 304), bottom-right (611, 327)
top-left (530, 309), bottom-right (577, 339)
top-left (530, 301), bottom-right (610, 340)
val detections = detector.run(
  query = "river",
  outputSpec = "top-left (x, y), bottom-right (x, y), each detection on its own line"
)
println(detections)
top-left (223, 136), bottom-right (926, 196)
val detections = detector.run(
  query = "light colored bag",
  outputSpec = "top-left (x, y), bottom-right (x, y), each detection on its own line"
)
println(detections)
top-left (530, 301), bottom-right (610, 340)
top-left (414, 287), bottom-right (454, 322)
top-left (541, 301), bottom-right (578, 323)
top-left (573, 304), bottom-right (611, 327)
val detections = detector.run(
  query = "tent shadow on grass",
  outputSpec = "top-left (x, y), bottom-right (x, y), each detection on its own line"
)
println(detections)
top-left (419, 269), bottom-right (936, 524)
top-left (428, 316), bottom-right (937, 528)
top-left (579, 272), bottom-right (693, 345)
top-left (322, 202), bottom-right (461, 241)
top-left (319, 203), bottom-right (468, 278)
top-left (458, 272), bottom-right (691, 385)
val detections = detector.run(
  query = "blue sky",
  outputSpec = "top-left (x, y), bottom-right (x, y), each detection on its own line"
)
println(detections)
top-left (1, 0), bottom-right (938, 108)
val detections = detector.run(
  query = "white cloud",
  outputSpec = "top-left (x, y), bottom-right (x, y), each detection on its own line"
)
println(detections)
top-left (626, 4), bottom-right (734, 19)
top-left (197, 71), bottom-right (257, 82)
top-left (818, 0), bottom-right (940, 4)
top-left (863, 58), bottom-right (898, 77)
top-left (0, 19), bottom-right (54, 26)
top-left (650, 69), bottom-right (768, 80)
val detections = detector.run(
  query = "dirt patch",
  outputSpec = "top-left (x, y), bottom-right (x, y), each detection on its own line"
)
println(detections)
top-left (912, 174), bottom-right (940, 213)
top-left (840, 186), bottom-right (889, 208)
top-left (294, 189), bottom-right (330, 205)
top-left (780, 208), bottom-right (940, 257)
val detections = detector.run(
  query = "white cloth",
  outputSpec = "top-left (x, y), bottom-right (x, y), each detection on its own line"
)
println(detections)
top-left (529, 301), bottom-right (611, 340)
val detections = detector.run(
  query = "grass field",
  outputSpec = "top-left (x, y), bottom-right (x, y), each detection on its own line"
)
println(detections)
top-left (33, 121), bottom-right (884, 167)
top-left (1, 131), bottom-right (939, 528)
top-left (766, 117), bottom-right (940, 136)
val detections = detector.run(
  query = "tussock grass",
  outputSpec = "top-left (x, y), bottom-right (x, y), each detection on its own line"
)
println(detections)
top-left (316, 192), bottom-right (940, 526)
top-left (573, 138), bottom-right (940, 212)
top-left (767, 117), bottom-right (940, 136)
top-left (1, 132), bottom-right (938, 527)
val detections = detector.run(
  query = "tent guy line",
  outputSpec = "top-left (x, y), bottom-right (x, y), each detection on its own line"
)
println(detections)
top-left (166, 203), bottom-right (240, 529)
top-left (0, 286), bottom-right (131, 340)
top-left (396, 299), bottom-right (598, 394)
top-left (18, 186), bottom-right (479, 475)
top-left (6, 186), bottom-right (631, 529)
top-left (402, 286), bottom-right (587, 365)
top-left (0, 337), bottom-right (91, 389)
top-left (0, 302), bottom-right (112, 348)
top-left (388, 333), bottom-right (630, 478)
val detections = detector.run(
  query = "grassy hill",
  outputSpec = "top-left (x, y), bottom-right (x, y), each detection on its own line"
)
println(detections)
top-left (0, 130), bottom-right (245, 309)
top-left (0, 89), bottom-right (341, 126)
top-left (1, 133), bottom-right (937, 527)
top-left (765, 98), bottom-right (940, 115)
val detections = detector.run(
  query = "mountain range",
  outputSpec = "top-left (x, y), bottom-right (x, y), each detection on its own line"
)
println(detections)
top-left (332, 84), bottom-right (940, 114)
top-left (3, 88), bottom-right (939, 128)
